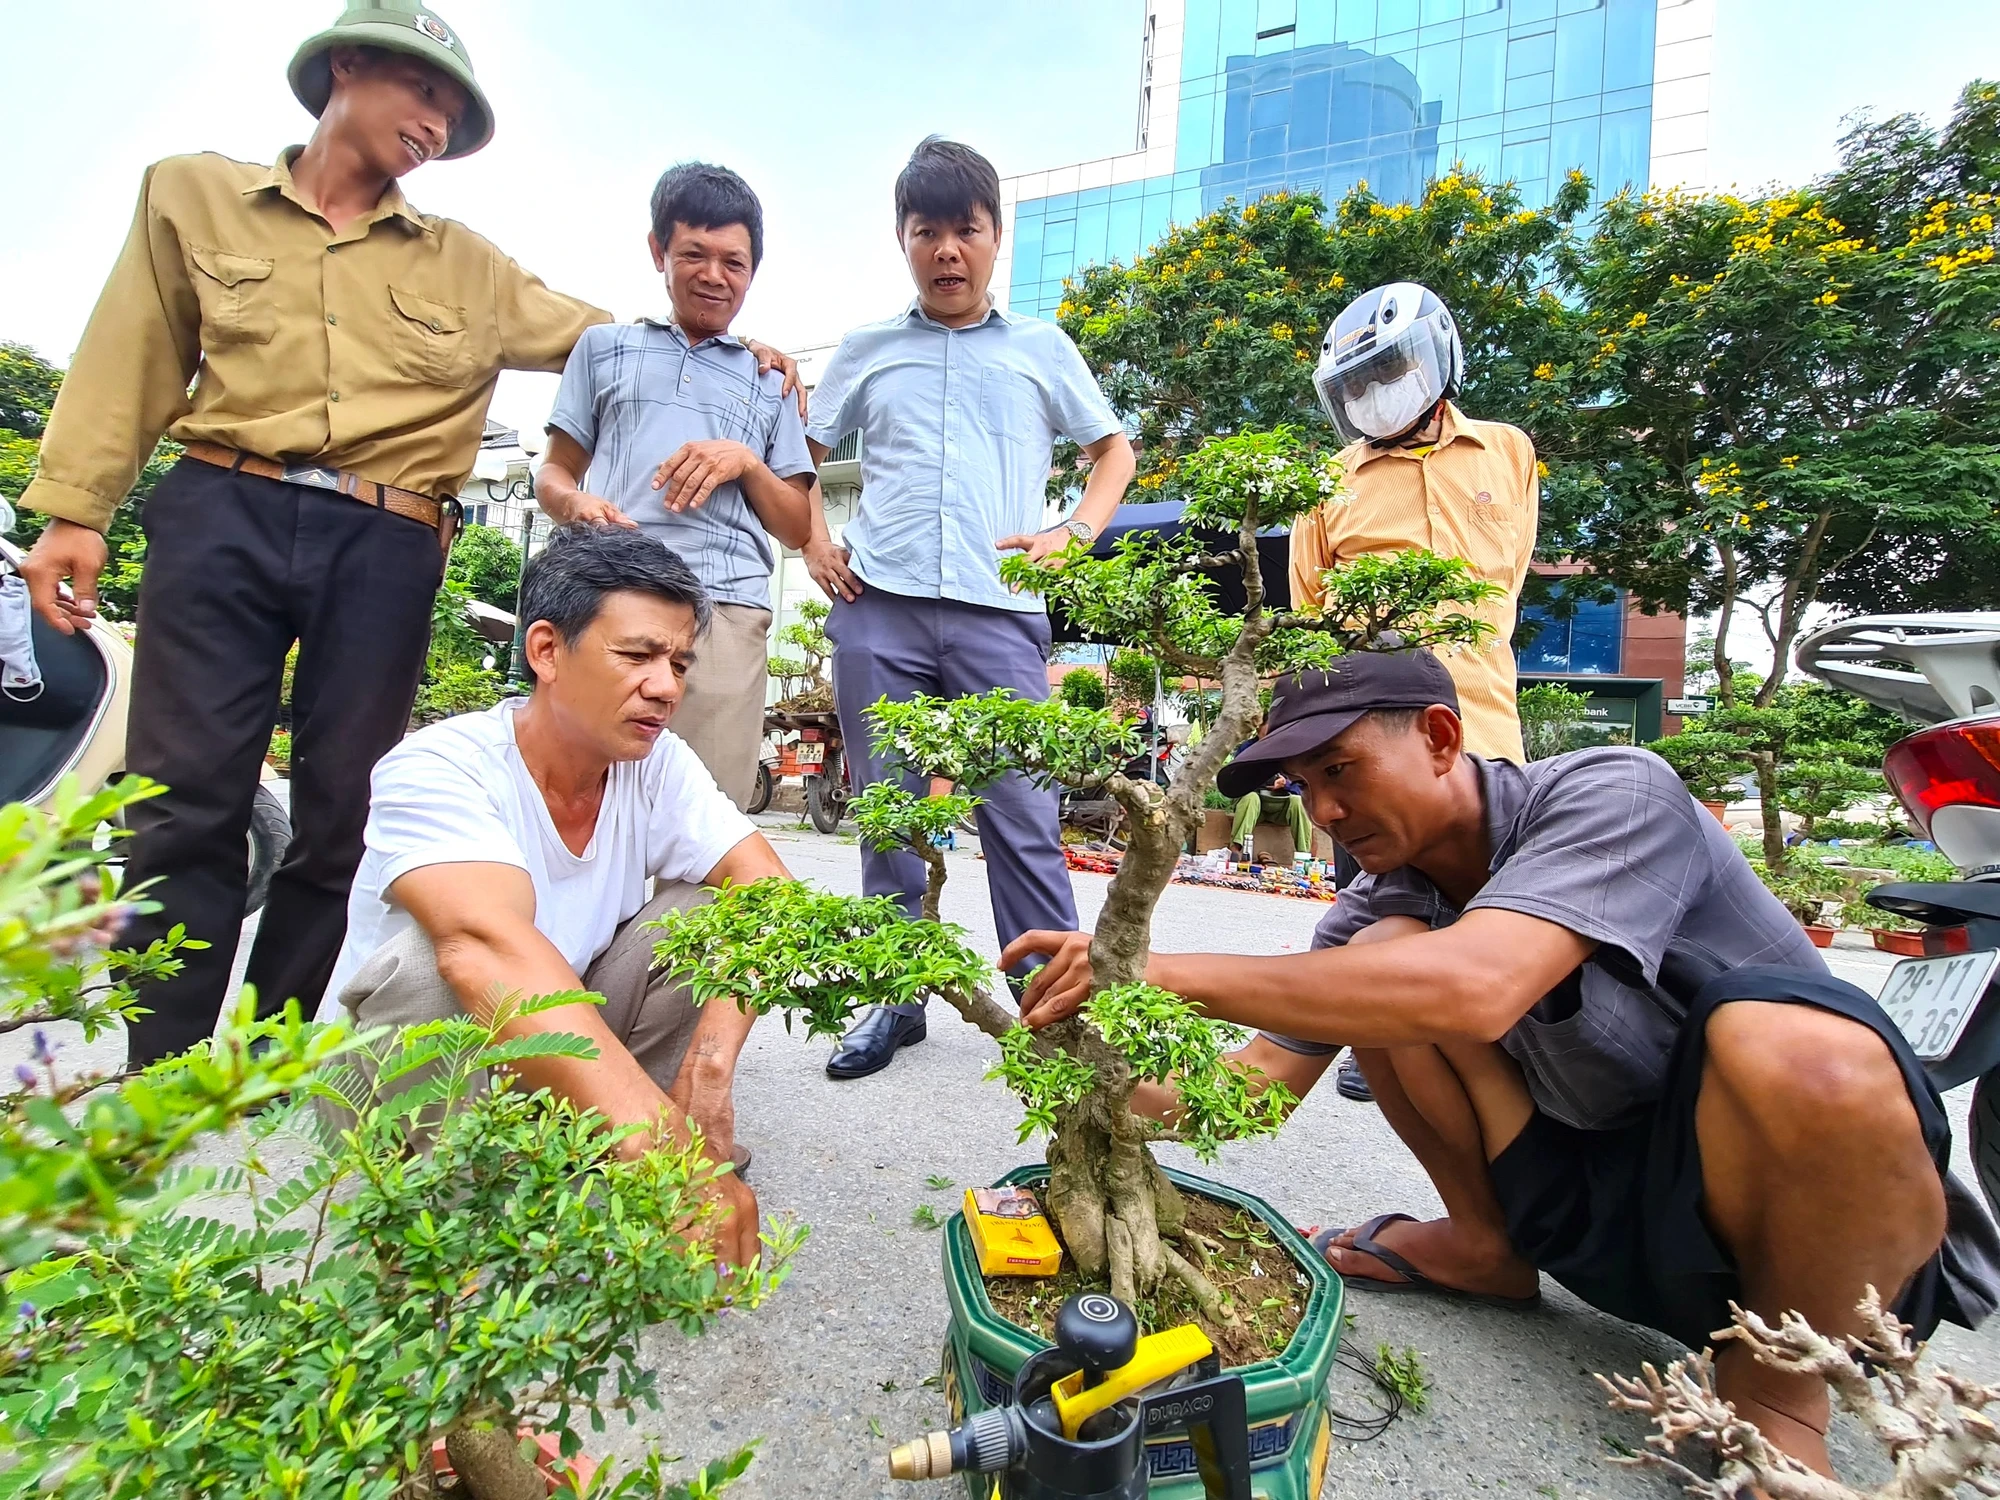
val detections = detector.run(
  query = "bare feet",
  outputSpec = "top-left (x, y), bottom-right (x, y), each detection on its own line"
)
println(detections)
top-left (1317, 1213), bottom-right (1541, 1301)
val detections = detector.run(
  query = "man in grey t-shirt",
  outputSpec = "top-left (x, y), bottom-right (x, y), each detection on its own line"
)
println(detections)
top-left (538, 163), bottom-right (815, 809)
top-left (1001, 651), bottom-right (1997, 1477)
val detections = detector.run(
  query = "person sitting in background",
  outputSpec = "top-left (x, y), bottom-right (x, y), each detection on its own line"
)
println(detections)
top-left (1001, 650), bottom-right (2000, 1477)
top-left (322, 524), bottom-right (794, 1268)
top-left (1227, 739), bottom-right (1312, 863)
top-left (535, 162), bottom-right (815, 811)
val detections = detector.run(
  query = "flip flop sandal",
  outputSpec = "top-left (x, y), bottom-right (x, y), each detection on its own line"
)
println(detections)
top-left (1304, 1213), bottom-right (1542, 1308)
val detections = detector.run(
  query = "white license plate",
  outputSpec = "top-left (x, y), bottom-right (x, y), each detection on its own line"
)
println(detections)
top-left (1877, 949), bottom-right (2000, 1061)
top-left (795, 743), bottom-right (825, 765)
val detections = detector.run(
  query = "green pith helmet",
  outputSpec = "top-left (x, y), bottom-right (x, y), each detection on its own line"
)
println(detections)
top-left (288, 2), bottom-right (494, 159)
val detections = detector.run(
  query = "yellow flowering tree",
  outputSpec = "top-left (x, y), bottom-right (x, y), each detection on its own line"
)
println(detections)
top-left (1545, 80), bottom-right (2000, 861)
top-left (1053, 171), bottom-right (1591, 498)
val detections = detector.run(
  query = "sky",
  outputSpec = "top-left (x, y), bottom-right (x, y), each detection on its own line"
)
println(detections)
top-left (3, 0), bottom-right (1998, 455)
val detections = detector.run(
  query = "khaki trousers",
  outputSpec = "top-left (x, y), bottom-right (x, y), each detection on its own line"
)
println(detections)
top-left (334, 882), bottom-right (713, 1098)
top-left (674, 602), bottom-right (772, 811)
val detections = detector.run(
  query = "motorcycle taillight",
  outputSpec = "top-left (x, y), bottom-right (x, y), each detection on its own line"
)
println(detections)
top-left (1883, 717), bottom-right (2000, 837)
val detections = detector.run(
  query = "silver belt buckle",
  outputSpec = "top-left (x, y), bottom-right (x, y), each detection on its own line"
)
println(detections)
top-left (278, 463), bottom-right (342, 493)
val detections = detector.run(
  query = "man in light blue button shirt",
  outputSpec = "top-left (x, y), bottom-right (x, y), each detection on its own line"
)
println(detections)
top-left (804, 136), bottom-right (1136, 1080)
top-left (538, 163), bottom-right (815, 810)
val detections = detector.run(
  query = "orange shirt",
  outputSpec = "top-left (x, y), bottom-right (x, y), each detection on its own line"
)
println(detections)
top-left (1289, 403), bottom-right (1538, 762)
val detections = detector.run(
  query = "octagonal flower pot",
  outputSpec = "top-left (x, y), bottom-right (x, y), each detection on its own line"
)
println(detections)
top-left (937, 1163), bottom-right (1343, 1499)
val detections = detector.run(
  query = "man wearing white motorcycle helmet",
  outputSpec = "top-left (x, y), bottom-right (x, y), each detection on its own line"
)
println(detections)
top-left (1292, 282), bottom-right (1537, 767)
top-left (1294, 283), bottom-right (1540, 1104)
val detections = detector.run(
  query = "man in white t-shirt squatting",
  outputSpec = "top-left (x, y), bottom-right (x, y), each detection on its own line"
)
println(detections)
top-left (322, 523), bottom-right (787, 1265)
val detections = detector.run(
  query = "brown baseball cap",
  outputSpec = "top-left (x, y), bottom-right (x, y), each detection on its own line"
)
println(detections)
top-left (1217, 650), bottom-right (1460, 798)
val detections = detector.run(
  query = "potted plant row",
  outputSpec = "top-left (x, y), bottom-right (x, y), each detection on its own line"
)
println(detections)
top-left (654, 427), bottom-right (1500, 1499)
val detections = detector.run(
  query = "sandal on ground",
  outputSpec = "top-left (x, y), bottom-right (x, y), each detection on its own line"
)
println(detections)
top-left (1303, 1213), bottom-right (1542, 1308)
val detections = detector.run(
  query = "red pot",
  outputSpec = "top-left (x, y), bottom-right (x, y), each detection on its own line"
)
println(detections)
top-left (1700, 800), bottom-right (1729, 825)
top-left (1873, 929), bottom-right (1926, 957)
top-left (1803, 924), bottom-right (1836, 948)
top-left (431, 1430), bottom-right (599, 1495)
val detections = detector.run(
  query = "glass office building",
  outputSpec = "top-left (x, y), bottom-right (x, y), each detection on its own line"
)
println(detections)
top-left (998, 0), bottom-right (1713, 321)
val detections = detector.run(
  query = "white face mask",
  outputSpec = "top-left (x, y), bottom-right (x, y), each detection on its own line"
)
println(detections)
top-left (1343, 369), bottom-right (1434, 440)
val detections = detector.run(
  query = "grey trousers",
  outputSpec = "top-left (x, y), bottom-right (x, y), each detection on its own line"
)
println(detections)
top-left (673, 602), bottom-right (773, 812)
top-left (334, 881), bottom-right (713, 1095)
top-left (827, 587), bottom-right (1077, 1010)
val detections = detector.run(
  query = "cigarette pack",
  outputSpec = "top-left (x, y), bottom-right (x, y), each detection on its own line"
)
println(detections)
top-left (963, 1186), bottom-right (1064, 1277)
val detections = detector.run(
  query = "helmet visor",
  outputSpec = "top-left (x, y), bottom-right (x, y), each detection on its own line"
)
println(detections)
top-left (1315, 326), bottom-right (1446, 443)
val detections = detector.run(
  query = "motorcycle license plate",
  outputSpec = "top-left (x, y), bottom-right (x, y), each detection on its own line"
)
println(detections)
top-left (1876, 949), bottom-right (2000, 1061)
top-left (795, 742), bottom-right (825, 765)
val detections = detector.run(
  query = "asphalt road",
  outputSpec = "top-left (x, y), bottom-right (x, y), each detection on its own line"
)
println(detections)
top-left (14, 808), bottom-right (1998, 1498)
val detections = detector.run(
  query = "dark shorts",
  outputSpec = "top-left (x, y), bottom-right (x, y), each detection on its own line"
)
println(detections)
top-left (1487, 966), bottom-right (1994, 1350)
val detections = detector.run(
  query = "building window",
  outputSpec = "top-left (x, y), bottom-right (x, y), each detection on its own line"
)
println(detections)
top-left (1517, 584), bottom-right (1624, 675)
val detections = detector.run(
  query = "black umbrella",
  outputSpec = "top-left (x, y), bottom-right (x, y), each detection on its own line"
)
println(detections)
top-left (1048, 501), bottom-right (1297, 645)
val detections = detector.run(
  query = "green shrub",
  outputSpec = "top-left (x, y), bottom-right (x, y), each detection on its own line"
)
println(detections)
top-left (413, 660), bottom-right (505, 727)
top-left (1, 778), bottom-right (348, 1268)
top-left (1, 994), bottom-right (798, 1498)
top-left (266, 726), bottom-right (292, 773)
top-left (1059, 668), bottom-right (1109, 710)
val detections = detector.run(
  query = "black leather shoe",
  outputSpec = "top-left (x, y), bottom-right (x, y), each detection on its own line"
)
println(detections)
top-left (1335, 1051), bottom-right (1376, 1103)
top-left (826, 1006), bottom-right (927, 1080)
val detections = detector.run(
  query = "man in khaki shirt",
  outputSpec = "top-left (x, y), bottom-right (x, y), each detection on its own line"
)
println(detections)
top-left (19, 4), bottom-right (618, 1066)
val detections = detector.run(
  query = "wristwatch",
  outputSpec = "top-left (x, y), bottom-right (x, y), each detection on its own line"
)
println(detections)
top-left (1057, 518), bottom-right (1096, 544)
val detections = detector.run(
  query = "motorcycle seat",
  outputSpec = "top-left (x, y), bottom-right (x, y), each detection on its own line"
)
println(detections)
top-left (1870, 882), bottom-right (2000, 925)
top-left (0, 614), bottom-right (107, 805)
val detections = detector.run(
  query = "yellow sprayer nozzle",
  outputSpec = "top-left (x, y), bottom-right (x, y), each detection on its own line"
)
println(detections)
top-left (1049, 1324), bottom-right (1214, 1440)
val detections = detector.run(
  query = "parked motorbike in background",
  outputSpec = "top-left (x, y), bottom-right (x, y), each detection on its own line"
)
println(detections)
top-left (0, 499), bottom-right (290, 912)
top-left (1797, 613), bottom-right (2000, 1213)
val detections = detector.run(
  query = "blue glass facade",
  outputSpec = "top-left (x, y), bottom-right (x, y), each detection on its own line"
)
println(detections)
top-left (1516, 585), bottom-right (1625, 675)
top-left (1009, 0), bottom-right (1659, 320)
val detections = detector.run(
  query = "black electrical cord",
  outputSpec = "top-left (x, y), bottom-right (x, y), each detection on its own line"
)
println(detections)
top-left (1323, 1335), bottom-right (1408, 1442)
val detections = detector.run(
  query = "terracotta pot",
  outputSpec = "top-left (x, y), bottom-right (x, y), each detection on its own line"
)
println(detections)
top-left (1874, 929), bottom-right (1926, 957)
top-left (430, 1429), bottom-right (599, 1496)
top-left (1803, 924), bottom-right (1836, 948)
top-left (1700, 800), bottom-right (1729, 825)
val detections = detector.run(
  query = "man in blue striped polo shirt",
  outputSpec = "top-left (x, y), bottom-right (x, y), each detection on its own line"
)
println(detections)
top-left (538, 162), bottom-right (815, 809)
top-left (804, 136), bottom-right (1136, 1080)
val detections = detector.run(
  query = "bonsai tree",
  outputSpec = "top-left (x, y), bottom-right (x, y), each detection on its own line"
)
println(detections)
top-left (655, 427), bottom-right (1497, 1314)
top-left (2, 986), bottom-right (797, 1500)
top-left (767, 598), bottom-right (832, 712)
top-left (1777, 755), bottom-right (1887, 840)
top-left (1517, 681), bottom-right (1591, 762)
top-left (1647, 726), bottom-right (1752, 809)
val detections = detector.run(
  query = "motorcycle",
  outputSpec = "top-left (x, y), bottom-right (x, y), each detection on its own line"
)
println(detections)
top-left (1, 501), bottom-right (291, 913)
top-left (1795, 612), bottom-right (2000, 1215)
top-left (751, 707), bottom-right (850, 834)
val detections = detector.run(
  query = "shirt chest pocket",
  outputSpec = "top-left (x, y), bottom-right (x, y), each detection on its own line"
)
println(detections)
top-left (979, 367), bottom-right (1044, 448)
top-left (388, 285), bottom-right (489, 389)
top-left (187, 245), bottom-right (276, 346)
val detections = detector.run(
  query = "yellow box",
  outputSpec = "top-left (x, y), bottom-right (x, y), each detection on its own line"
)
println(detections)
top-left (963, 1186), bottom-right (1064, 1277)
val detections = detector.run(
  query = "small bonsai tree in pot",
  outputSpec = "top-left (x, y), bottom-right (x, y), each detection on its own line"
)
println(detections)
top-left (661, 429), bottom-right (1494, 1312)
top-left (654, 429), bottom-right (1495, 1496)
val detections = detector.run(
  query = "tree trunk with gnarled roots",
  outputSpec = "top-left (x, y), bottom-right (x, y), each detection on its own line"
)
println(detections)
top-left (1597, 1288), bottom-right (2000, 1499)
top-left (1036, 512), bottom-right (1277, 1314)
